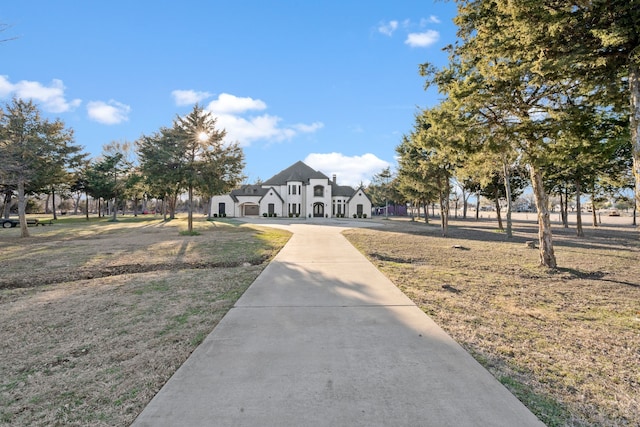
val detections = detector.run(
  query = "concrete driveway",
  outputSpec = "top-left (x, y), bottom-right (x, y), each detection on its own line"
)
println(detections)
top-left (132, 221), bottom-right (544, 426)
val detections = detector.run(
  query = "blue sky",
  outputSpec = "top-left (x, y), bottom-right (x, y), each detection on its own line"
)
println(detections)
top-left (1, 1), bottom-right (458, 186)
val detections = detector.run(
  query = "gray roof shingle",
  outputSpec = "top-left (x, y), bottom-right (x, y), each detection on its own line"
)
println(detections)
top-left (262, 161), bottom-right (329, 185)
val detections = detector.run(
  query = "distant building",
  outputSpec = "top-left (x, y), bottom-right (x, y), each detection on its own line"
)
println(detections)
top-left (210, 161), bottom-right (372, 218)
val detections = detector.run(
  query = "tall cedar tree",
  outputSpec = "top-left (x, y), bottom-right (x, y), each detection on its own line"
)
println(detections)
top-left (0, 98), bottom-right (77, 237)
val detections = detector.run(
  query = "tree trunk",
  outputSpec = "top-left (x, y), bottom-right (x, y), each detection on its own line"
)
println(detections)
top-left (187, 185), bottom-right (194, 232)
top-left (17, 180), bottom-right (29, 238)
top-left (530, 164), bottom-right (556, 268)
top-left (423, 202), bottom-right (429, 224)
top-left (629, 62), bottom-right (640, 220)
top-left (168, 193), bottom-right (177, 220)
top-left (559, 189), bottom-right (568, 228)
top-left (52, 188), bottom-right (58, 220)
top-left (494, 189), bottom-right (503, 230)
top-left (502, 160), bottom-right (513, 238)
top-left (575, 180), bottom-right (584, 237)
top-left (162, 195), bottom-right (168, 221)
top-left (439, 179), bottom-right (450, 237)
top-left (2, 191), bottom-right (11, 219)
top-left (45, 193), bottom-right (51, 215)
top-left (440, 194), bottom-right (449, 236)
top-left (475, 196), bottom-right (480, 220)
top-left (462, 189), bottom-right (468, 219)
top-left (85, 194), bottom-right (89, 220)
top-left (591, 192), bottom-right (598, 227)
top-left (111, 198), bottom-right (117, 221)
top-left (563, 186), bottom-right (569, 228)
top-left (74, 192), bottom-right (81, 215)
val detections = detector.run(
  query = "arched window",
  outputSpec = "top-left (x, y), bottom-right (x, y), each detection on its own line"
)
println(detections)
top-left (314, 185), bottom-right (324, 197)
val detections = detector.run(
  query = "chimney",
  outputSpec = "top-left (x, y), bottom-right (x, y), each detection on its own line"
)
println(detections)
top-left (332, 174), bottom-right (336, 184)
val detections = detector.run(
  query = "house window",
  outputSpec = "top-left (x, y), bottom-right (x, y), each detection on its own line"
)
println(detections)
top-left (292, 185), bottom-right (296, 195)
top-left (357, 204), bottom-right (363, 215)
top-left (298, 185), bottom-right (301, 194)
top-left (333, 201), bottom-right (343, 215)
top-left (314, 185), bottom-right (324, 197)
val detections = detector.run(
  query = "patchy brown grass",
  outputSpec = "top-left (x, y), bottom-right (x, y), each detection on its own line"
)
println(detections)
top-left (0, 216), bottom-right (291, 426)
top-left (343, 218), bottom-right (639, 427)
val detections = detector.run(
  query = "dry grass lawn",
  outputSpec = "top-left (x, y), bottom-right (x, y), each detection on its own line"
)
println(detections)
top-left (2, 213), bottom-right (638, 426)
top-left (0, 215), bottom-right (290, 426)
top-left (343, 217), bottom-right (639, 427)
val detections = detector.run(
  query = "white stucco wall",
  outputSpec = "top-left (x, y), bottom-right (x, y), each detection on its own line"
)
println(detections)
top-left (307, 178), bottom-right (332, 217)
top-left (348, 190), bottom-right (372, 217)
top-left (210, 195), bottom-right (236, 217)
top-left (259, 189), bottom-right (284, 217)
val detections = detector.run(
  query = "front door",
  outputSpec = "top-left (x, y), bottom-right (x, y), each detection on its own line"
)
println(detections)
top-left (313, 202), bottom-right (324, 218)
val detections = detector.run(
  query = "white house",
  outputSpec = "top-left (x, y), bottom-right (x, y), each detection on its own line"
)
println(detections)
top-left (210, 161), bottom-right (372, 218)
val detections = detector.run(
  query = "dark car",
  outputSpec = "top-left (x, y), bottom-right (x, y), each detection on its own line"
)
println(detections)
top-left (1, 219), bottom-right (19, 228)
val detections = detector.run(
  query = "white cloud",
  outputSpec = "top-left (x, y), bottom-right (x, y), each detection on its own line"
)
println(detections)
top-left (87, 100), bottom-right (131, 125)
top-left (293, 122), bottom-right (324, 133)
top-left (405, 30), bottom-right (440, 48)
top-left (0, 75), bottom-right (81, 113)
top-left (171, 89), bottom-right (212, 106)
top-left (304, 152), bottom-right (390, 187)
top-left (378, 20), bottom-right (398, 36)
top-left (423, 15), bottom-right (441, 24)
top-left (204, 93), bottom-right (323, 145)
top-left (0, 76), bottom-right (14, 97)
top-left (207, 93), bottom-right (267, 114)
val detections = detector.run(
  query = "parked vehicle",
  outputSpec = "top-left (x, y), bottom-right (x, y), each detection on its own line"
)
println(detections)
top-left (1, 219), bottom-right (19, 228)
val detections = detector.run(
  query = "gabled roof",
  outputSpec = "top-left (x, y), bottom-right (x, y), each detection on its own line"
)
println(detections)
top-left (331, 181), bottom-right (357, 197)
top-left (347, 186), bottom-right (372, 203)
top-left (259, 186), bottom-right (285, 203)
top-left (230, 185), bottom-right (269, 201)
top-left (262, 161), bottom-right (329, 185)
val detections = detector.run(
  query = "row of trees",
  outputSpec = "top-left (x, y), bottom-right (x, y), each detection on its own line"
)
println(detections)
top-left (377, 0), bottom-right (637, 268)
top-left (1, 99), bottom-right (245, 237)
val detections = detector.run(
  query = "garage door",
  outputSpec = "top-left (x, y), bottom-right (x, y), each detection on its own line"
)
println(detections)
top-left (244, 205), bottom-right (259, 216)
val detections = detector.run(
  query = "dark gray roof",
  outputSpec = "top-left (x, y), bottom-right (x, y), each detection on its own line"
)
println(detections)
top-left (331, 182), bottom-right (357, 197)
top-left (262, 161), bottom-right (329, 185)
top-left (230, 185), bottom-right (269, 201)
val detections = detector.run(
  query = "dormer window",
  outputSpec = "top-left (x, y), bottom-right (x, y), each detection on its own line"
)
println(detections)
top-left (314, 185), bottom-right (324, 197)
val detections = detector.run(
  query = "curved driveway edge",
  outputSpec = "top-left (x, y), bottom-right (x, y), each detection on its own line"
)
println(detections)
top-left (132, 221), bottom-right (544, 426)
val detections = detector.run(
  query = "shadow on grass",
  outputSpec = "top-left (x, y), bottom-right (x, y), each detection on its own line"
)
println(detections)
top-left (556, 267), bottom-right (640, 288)
top-left (382, 217), bottom-right (639, 255)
